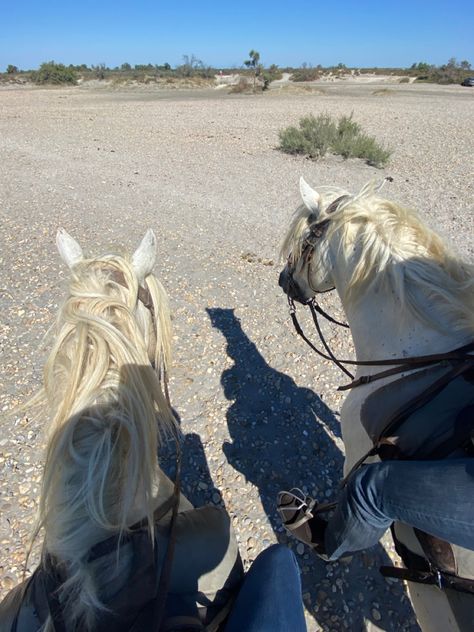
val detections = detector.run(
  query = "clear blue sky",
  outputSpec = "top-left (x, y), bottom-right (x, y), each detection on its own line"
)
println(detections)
top-left (1, 0), bottom-right (473, 71)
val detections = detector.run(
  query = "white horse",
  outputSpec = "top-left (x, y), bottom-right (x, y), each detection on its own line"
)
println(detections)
top-left (279, 178), bottom-right (474, 632)
top-left (0, 229), bottom-right (241, 632)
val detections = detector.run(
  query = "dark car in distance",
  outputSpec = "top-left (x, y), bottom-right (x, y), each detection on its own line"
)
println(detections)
top-left (461, 77), bottom-right (474, 87)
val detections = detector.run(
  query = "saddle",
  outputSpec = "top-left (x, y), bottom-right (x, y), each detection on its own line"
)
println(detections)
top-left (0, 506), bottom-right (243, 632)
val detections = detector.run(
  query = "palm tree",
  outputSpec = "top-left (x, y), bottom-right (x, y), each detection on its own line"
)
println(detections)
top-left (244, 50), bottom-right (261, 91)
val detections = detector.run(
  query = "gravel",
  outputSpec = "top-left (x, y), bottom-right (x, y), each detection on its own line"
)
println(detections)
top-left (0, 81), bottom-right (473, 631)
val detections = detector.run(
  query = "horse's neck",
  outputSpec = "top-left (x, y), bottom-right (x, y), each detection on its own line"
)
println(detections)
top-left (344, 291), bottom-right (466, 363)
top-left (332, 262), bottom-right (469, 366)
top-left (333, 260), bottom-right (470, 475)
top-left (127, 468), bottom-right (193, 526)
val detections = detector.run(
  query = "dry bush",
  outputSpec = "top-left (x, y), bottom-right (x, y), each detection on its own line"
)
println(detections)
top-left (278, 113), bottom-right (392, 167)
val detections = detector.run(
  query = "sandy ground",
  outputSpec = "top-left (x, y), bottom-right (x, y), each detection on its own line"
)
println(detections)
top-left (0, 82), bottom-right (473, 630)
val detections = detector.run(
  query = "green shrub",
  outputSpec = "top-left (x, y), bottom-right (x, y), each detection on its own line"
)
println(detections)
top-left (278, 112), bottom-right (391, 167)
top-left (332, 114), bottom-right (362, 158)
top-left (261, 64), bottom-right (282, 90)
top-left (32, 61), bottom-right (77, 85)
top-left (278, 125), bottom-right (306, 153)
top-left (278, 114), bottom-right (337, 158)
top-left (349, 135), bottom-right (392, 167)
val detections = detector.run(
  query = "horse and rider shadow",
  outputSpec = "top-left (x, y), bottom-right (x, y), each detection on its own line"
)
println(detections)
top-left (205, 307), bottom-right (420, 632)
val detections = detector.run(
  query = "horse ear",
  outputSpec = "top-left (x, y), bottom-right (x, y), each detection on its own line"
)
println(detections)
top-left (299, 177), bottom-right (321, 214)
top-left (56, 228), bottom-right (84, 268)
top-left (132, 229), bottom-right (157, 282)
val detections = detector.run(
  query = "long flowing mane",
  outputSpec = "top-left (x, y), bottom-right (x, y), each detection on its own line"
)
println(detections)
top-left (29, 252), bottom-right (177, 630)
top-left (282, 181), bottom-right (474, 335)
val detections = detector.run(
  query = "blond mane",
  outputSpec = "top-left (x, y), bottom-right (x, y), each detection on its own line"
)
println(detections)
top-left (282, 181), bottom-right (474, 335)
top-left (28, 253), bottom-right (177, 630)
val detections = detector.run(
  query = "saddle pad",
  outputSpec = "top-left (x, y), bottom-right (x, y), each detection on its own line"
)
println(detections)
top-left (361, 365), bottom-right (474, 458)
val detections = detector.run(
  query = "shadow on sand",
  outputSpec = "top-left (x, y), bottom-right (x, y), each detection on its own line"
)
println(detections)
top-left (206, 307), bottom-right (419, 632)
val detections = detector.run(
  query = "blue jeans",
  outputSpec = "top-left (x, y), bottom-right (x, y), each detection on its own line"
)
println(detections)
top-left (325, 458), bottom-right (474, 560)
top-left (224, 544), bottom-right (307, 632)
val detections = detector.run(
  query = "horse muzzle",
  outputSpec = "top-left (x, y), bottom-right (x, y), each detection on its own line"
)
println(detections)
top-left (279, 267), bottom-right (310, 304)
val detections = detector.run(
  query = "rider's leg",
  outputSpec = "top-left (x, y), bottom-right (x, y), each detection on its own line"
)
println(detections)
top-left (224, 544), bottom-right (307, 632)
top-left (325, 458), bottom-right (474, 560)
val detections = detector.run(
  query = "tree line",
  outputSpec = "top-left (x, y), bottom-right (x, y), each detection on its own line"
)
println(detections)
top-left (2, 54), bottom-right (472, 86)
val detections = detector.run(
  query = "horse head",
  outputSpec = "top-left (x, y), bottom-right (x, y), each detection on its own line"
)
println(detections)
top-left (56, 227), bottom-right (167, 371)
top-left (279, 177), bottom-right (349, 304)
top-left (32, 229), bottom-right (178, 629)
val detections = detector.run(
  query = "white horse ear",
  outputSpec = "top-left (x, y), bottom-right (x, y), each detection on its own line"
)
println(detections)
top-left (132, 229), bottom-right (157, 282)
top-left (56, 228), bottom-right (84, 268)
top-left (299, 177), bottom-right (321, 214)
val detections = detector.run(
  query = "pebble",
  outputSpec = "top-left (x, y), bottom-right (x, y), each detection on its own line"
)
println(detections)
top-left (372, 609), bottom-right (382, 621)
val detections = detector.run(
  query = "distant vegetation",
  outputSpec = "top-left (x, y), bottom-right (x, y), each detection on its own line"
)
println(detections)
top-left (0, 57), bottom-right (471, 87)
top-left (408, 58), bottom-right (471, 84)
top-left (31, 61), bottom-right (78, 85)
top-left (230, 51), bottom-right (283, 93)
top-left (278, 113), bottom-right (392, 168)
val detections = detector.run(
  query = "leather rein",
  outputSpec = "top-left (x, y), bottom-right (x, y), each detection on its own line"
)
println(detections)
top-left (289, 297), bottom-right (474, 391)
top-left (101, 268), bottom-right (182, 630)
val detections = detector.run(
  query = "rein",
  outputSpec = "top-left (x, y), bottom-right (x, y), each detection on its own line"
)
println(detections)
top-left (289, 297), bottom-right (474, 391)
top-left (149, 312), bottom-right (182, 632)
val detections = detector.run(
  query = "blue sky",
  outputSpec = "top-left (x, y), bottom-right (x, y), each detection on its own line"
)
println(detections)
top-left (1, 1), bottom-right (473, 71)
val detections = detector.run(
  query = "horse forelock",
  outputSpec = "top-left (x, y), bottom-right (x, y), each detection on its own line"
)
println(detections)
top-left (280, 187), bottom-right (349, 265)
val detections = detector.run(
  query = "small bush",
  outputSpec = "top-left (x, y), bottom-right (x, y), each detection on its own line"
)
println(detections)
top-left (278, 112), bottom-right (391, 167)
top-left (228, 78), bottom-right (252, 94)
top-left (278, 125), bottom-right (306, 153)
top-left (332, 114), bottom-right (362, 158)
top-left (279, 114), bottom-right (337, 158)
top-left (290, 67), bottom-right (322, 82)
top-left (32, 61), bottom-right (77, 85)
top-left (349, 135), bottom-right (392, 167)
top-left (300, 114), bottom-right (337, 157)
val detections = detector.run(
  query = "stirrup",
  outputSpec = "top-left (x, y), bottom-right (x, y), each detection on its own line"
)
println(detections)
top-left (277, 488), bottom-right (328, 558)
top-left (277, 488), bottom-right (317, 530)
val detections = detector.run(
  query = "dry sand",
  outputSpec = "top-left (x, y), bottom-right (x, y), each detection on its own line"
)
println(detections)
top-left (0, 82), bottom-right (473, 630)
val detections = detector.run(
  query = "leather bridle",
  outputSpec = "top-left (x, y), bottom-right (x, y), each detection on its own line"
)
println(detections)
top-left (293, 195), bottom-right (348, 297)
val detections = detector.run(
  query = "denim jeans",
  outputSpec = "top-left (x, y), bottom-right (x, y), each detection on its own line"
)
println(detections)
top-left (325, 458), bottom-right (474, 561)
top-left (224, 544), bottom-right (307, 632)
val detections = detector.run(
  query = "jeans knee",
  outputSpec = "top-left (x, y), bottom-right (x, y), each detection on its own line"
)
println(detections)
top-left (257, 544), bottom-right (299, 573)
top-left (346, 462), bottom-right (392, 521)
